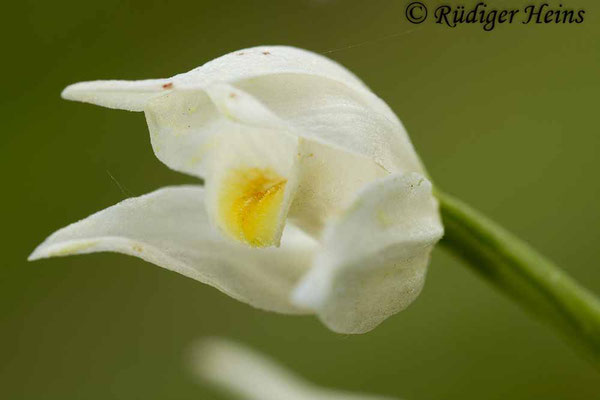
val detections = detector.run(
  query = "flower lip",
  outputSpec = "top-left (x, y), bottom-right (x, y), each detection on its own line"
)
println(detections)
top-left (218, 167), bottom-right (288, 247)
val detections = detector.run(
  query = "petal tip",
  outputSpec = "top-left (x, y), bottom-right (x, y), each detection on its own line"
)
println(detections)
top-left (27, 240), bottom-right (99, 262)
top-left (61, 81), bottom-right (95, 102)
top-left (60, 83), bottom-right (78, 100)
top-left (27, 248), bottom-right (43, 261)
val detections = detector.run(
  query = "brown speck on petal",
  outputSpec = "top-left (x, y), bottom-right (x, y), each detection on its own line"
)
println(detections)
top-left (162, 82), bottom-right (174, 89)
top-left (262, 51), bottom-right (271, 55)
top-left (237, 52), bottom-right (245, 56)
top-left (229, 92), bottom-right (237, 98)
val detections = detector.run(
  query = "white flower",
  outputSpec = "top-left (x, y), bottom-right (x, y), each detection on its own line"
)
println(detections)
top-left (192, 338), bottom-right (399, 400)
top-left (29, 46), bottom-right (443, 333)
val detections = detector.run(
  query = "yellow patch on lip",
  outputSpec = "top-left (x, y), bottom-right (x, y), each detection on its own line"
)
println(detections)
top-left (218, 167), bottom-right (288, 247)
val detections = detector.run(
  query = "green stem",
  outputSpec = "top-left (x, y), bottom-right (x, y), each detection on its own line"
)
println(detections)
top-left (436, 190), bottom-right (600, 368)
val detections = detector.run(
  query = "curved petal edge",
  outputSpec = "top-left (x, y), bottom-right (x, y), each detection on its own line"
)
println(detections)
top-left (292, 173), bottom-right (444, 333)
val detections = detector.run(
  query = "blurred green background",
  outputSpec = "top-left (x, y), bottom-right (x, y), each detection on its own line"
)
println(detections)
top-left (2, 0), bottom-right (599, 398)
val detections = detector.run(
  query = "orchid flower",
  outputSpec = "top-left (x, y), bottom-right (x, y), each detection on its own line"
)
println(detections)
top-left (29, 45), bottom-right (444, 334)
top-left (192, 338), bottom-right (398, 400)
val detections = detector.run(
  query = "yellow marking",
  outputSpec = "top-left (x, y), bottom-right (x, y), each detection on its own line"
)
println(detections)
top-left (218, 167), bottom-right (287, 247)
top-left (50, 241), bottom-right (96, 256)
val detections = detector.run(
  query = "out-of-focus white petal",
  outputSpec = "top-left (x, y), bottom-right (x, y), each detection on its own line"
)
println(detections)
top-left (192, 338), bottom-right (398, 400)
top-left (29, 186), bottom-right (316, 313)
top-left (61, 79), bottom-right (174, 111)
top-left (292, 173), bottom-right (444, 333)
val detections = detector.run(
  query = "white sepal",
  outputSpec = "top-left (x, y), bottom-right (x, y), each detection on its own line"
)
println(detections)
top-left (61, 79), bottom-right (174, 111)
top-left (293, 173), bottom-right (444, 333)
top-left (62, 46), bottom-right (424, 175)
top-left (29, 186), bottom-right (316, 313)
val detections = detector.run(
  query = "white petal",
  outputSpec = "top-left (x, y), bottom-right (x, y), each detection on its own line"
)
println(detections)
top-left (141, 83), bottom-right (287, 179)
top-left (60, 45), bottom-right (366, 114)
top-left (237, 73), bottom-right (423, 174)
top-left (292, 173), bottom-right (444, 333)
top-left (176, 45), bottom-right (371, 96)
top-left (204, 82), bottom-right (284, 130)
top-left (189, 46), bottom-right (424, 173)
top-left (290, 138), bottom-right (388, 237)
top-left (63, 46), bottom-right (423, 176)
top-left (192, 338), bottom-right (398, 400)
top-left (61, 79), bottom-right (174, 111)
top-left (29, 186), bottom-right (316, 313)
top-left (143, 88), bottom-right (223, 177)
